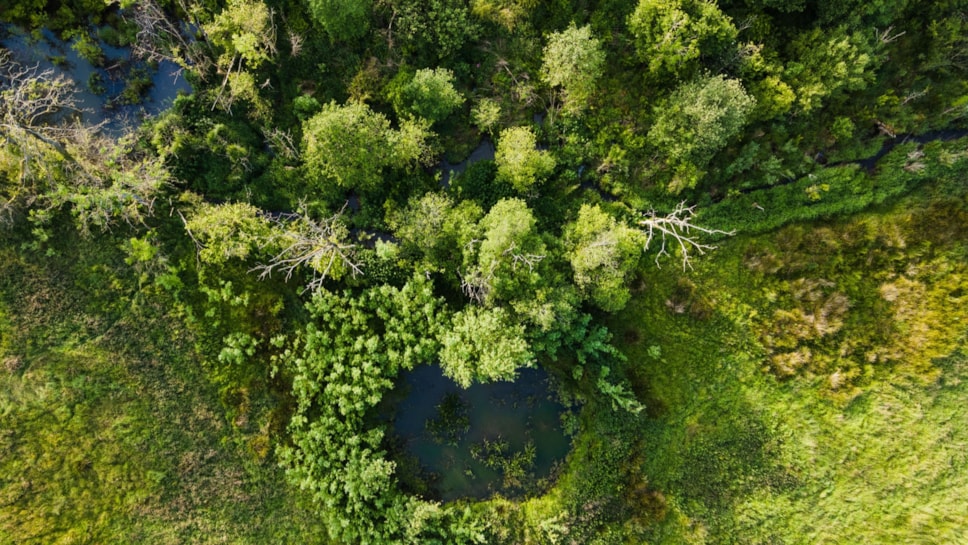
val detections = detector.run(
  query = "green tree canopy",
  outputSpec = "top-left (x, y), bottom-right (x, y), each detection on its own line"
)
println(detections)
top-left (648, 75), bottom-right (756, 193)
top-left (540, 23), bottom-right (606, 113)
top-left (439, 305), bottom-right (534, 387)
top-left (185, 201), bottom-right (272, 266)
top-left (628, 0), bottom-right (737, 81)
top-left (302, 101), bottom-right (433, 192)
top-left (388, 191), bottom-right (483, 271)
top-left (564, 204), bottom-right (644, 312)
top-left (305, 0), bottom-right (371, 42)
top-left (461, 198), bottom-right (548, 304)
top-left (494, 126), bottom-right (556, 193)
top-left (392, 67), bottom-right (464, 123)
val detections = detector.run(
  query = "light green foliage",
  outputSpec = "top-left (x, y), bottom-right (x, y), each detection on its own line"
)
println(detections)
top-left (204, 0), bottom-right (276, 69)
top-left (463, 198), bottom-right (548, 304)
top-left (541, 24), bottom-right (606, 113)
top-left (439, 305), bottom-right (534, 387)
top-left (495, 126), bottom-right (556, 193)
top-left (596, 367), bottom-right (645, 414)
top-left (564, 204), bottom-right (643, 312)
top-left (305, 0), bottom-right (371, 41)
top-left (393, 67), bottom-right (464, 123)
top-left (302, 101), bottom-right (432, 191)
top-left (186, 201), bottom-right (272, 265)
top-left (388, 191), bottom-right (483, 269)
top-left (648, 75), bottom-right (755, 193)
top-left (278, 276), bottom-right (448, 542)
top-left (471, 98), bottom-right (502, 136)
top-left (786, 28), bottom-right (875, 113)
top-left (470, 0), bottom-right (537, 31)
top-left (628, 0), bottom-right (737, 80)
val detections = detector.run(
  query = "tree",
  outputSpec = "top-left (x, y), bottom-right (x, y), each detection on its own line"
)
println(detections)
top-left (439, 306), bottom-right (534, 387)
top-left (305, 0), bottom-right (371, 42)
top-left (383, 0), bottom-right (479, 61)
top-left (638, 201), bottom-right (733, 269)
top-left (541, 24), bottom-right (606, 114)
top-left (0, 52), bottom-right (167, 231)
top-left (203, 0), bottom-right (276, 115)
top-left (564, 205), bottom-right (644, 312)
top-left (302, 101), bottom-right (433, 192)
top-left (494, 126), bottom-right (556, 193)
top-left (183, 201), bottom-right (272, 266)
top-left (391, 67), bottom-right (464, 124)
top-left (388, 191), bottom-right (483, 270)
top-left (648, 75), bottom-right (755, 193)
top-left (461, 198), bottom-right (547, 304)
top-left (252, 205), bottom-right (361, 291)
top-left (628, 0), bottom-right (737, 81)
top-left (785, 28), bottom-right (875, 114)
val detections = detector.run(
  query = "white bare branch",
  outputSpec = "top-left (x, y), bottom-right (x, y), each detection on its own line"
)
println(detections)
top-left (251, 204), bottom-right (361, 292)
top-left (638, 201), bottom-right (734, 270)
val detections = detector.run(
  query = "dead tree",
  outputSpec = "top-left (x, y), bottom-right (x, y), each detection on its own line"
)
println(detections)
top-left (638, 201), bottom-right (734, 270)
top-left (0, 52), bottom-right (166, 230)
top-left (122, 0), bottom-right (213, 78)
top-left (252, 205), bottom-right (362, 292)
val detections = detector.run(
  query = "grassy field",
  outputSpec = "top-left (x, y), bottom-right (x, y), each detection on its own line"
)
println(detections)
top-left (609, 186), bottom-right (968, 543)
top-left (0, 232), bottom-right (327, 544)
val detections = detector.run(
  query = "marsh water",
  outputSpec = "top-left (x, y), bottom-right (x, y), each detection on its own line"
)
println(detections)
top-left (1, 25), bottom-right (191, 133)
top-left (387, 365), bottom-right (571, 502)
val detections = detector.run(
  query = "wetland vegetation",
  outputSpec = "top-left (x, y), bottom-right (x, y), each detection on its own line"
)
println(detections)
top-left (2, 0), bottom-right (968, 543)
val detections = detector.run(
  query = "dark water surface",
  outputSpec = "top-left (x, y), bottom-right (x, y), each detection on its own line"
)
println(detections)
top-left (388, 365), bottom-right (571, 502)
top-left (1, 25), bottom-right (191, 134)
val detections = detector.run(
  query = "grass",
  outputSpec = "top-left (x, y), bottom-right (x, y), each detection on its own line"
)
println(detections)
top-left (0, 232), bottom-right (327, 544)
top-left (606, 182), bottom-right (968, 543)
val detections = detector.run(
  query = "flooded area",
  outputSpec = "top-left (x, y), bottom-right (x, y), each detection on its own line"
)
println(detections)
top-left (1, 25), bottom-right (191, 134)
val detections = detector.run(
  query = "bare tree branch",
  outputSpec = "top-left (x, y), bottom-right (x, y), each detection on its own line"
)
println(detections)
top-left (638, 201), bottom-right (734, 270)
top-left (251, 204), bottom-right (362, 292)
top-left (122, 0), bottom-right (213, 78)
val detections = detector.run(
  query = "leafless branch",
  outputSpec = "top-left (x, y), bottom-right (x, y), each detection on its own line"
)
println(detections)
top-left (122, 0), bottom-right (213, 78)
top-left (263, 127), bottom-right (300, 160)
top-left (458, 268), bottom-right (491, 304)
top-left (638, 201), bottom-right (734, 270)
top-left (502, 241), bottom-right (546, 273)
top-left (251, 204), bottom-right (361, 292)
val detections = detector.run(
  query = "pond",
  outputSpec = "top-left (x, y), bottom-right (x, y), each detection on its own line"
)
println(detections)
top-left (1, 25), bottom-right (191, 134)
top-left (385, 365), bottom-right (572, 502)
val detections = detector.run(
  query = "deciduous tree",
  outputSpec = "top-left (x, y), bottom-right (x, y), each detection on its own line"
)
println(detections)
top-left (541, 23), bottom-right (605, 114)
top-left (439, 305), bottom-right (534, 387)
top-left (495, 126), bottom-right (556, 193)
top-left (564, 204), bottom-right (644, 312)
top-left (648, 75), bottom-right (755, 193)
top-left (628, 0), bottom-right (737, 81)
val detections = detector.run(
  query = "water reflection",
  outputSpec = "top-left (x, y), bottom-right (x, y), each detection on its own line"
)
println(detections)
top-left (388, 365), bottom-right (571, 502)
top-left (1, 25), bottom-right (191, 134)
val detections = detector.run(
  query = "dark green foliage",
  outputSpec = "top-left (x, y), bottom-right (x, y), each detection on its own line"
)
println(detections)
top-left (427, 392), bottom-right (471, 445)
top-left (305, 0), bottom-right (372, 41)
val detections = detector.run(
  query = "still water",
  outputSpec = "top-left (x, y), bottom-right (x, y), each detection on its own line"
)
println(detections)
top-left (388, 365), bottom-right (572, 502)
top-left (1, 25), bottom-right (191, 134)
